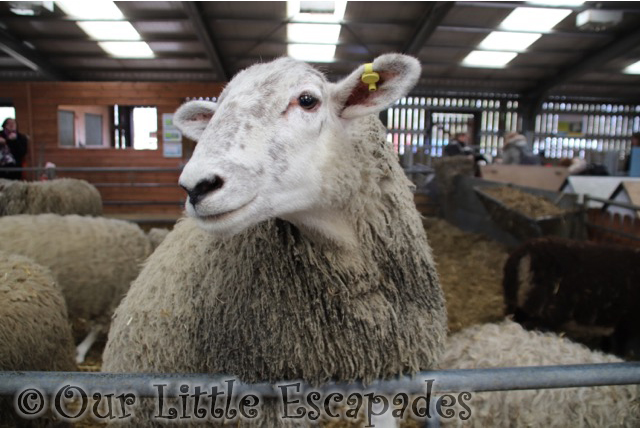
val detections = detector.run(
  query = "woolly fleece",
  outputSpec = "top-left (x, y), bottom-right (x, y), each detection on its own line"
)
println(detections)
top-left (0, 178), bottom-right (103, 216)
top-left (0, 214), bottom-right (152, 336)
top-left (0, 251), bottom-right (76, 427)
top-left (439, 320), bottom-right (640, 427)
top-left (102, 115), bottom-right (447, 425)
top-left (503, 237), bottom-right (640, 358)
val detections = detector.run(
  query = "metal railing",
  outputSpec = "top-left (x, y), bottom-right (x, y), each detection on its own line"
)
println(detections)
top-left (1, 364), bottom-right (638, 427)
top-left (0, 166), bottom-right (186, 214)
top-left (1, 363), bottom-right (639, 397)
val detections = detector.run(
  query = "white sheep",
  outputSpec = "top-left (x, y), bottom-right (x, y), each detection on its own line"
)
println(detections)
top-left (438, 320), bottom-right (640, 427)
top-left (146, 227), bottom-right (171, 251)
top-left (0, 251), bottom-right (76, 426)
top-left (0, 214), bottom-right (152, 364)
top-left (0, 177), bottom-right (103, 216)
top-left (102, 54), bottom-right (447, 426)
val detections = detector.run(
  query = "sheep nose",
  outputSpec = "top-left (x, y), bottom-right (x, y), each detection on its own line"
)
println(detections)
top-left (181, 175), bottom-right (225, 206)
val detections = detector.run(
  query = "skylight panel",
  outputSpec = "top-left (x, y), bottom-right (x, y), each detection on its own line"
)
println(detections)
top-left (57, 0), bottom-right (154, 59)
top-left (479, 31), bottom-right (542, 52)
top-left (288, 44), bottom-right (337, 62)
top-left (623, 61), bottom-right (640, 75)
top-left (98, 42), bottom-right (155, 58)
top-left (77, 21), bottom-right (141, 41)
top-left (500, 7), bottom-right (573, 32)
top-left (288, 0), bottom-right (346, 22)
top-left (462, 51), bottom-right (518, 68)
top-left (287, 23), bottom-right (341, 44)
top-left (528, 1), bottom-right (585, 6)
top-left (286, 1), bottom-right (345, 62)
top-left (56, 0), bottom-right (123, 20)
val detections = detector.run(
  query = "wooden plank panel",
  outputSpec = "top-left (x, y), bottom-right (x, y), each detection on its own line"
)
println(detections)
top-left (480, 165), bottom-right (570, 191)
top-left (0, 80), bottom-right (225, 215)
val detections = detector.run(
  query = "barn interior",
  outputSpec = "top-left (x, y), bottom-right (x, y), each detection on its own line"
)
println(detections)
top-left (0, 1), bottom-right (639, 426)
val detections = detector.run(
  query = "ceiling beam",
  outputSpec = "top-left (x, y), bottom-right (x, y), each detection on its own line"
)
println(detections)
top-left (403, 2), bottom-right (454, 55)
top-left (455, 1), bottom-right (640, 13)
top-left (522, 24), bottom-right (640, 107)
top-left (0, 27), bottom-right (67, 80)
top-left (218, 54), bottom-right (553, 73)
top-left (22, 36), bottom-right (599, 57)
top-left (0, 15), bottom-right (421, 27)
top-left (438, 24), bottom-right (611, 39)
top-left (454, 1), bottom-right (582, 10)
top-left (181, 1), bottom-right (228, 81)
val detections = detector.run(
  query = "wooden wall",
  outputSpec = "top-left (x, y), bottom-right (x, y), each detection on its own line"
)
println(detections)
top-left (0, 81), bottom-right (225, 216)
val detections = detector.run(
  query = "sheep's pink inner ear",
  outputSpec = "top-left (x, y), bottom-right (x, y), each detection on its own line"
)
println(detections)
top-left (344, 73), bottom-right (388, 108)
top-left (192, 112), bottom-right (214, 122)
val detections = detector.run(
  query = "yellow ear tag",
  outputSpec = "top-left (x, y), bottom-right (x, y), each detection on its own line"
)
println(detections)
top-left (361, 63), bottom-right (380, 92)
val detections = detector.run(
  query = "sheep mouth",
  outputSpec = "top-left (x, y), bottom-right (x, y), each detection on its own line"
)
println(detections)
top-left (198, 197), bottom-right (256, 223)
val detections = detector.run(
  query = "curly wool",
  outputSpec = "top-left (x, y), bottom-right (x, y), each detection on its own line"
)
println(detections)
top-left (0, 251), bottom-right (76, 427)
top-left (439, 320), bottom-right (640, 428)
top-left (146, 227), bottom-right (171, 251)
top-left (102, 115), bottom-right (447, 426)
top-left (503, 237), bottom-right (640, 358)
top-left (0, 214), bottom-right (152, 337)
top-left (0, 251), bottom-right (75, 371)
top-left (0, 178), bottom-right (102, 216)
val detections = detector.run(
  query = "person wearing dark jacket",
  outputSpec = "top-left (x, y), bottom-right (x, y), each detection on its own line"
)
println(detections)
top-left (444, 132), bottom-right (472, 156)
top-left (0, 118), bottom-right (28, 180)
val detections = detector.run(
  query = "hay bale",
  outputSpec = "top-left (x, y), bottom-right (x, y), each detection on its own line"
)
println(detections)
top-left (481, 186), bottom-right (566, 218)
top-left (424, 217), bottom-right (507, 332)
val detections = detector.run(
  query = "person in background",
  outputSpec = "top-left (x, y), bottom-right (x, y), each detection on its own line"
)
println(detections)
top-left (502, 132), bottom-right (541, 165)
top-left (444, 132), bottom-right (472, 156)
top-left (623, 133), bottom-right (640, 174)
top-left (0, 118), bottom-right (28, 180)
top-left (559, 157), bottom-right (588, 175)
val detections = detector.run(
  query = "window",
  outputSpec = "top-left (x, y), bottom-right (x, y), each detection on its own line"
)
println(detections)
top-left (58, 110), bottom-right (75, 147)
top-left (0, 106), bottom-right (16, 126)
top-left (84, 113), bottom-right (103, 146)
top-left (58, 104), bottom-right (158, 149)
top-left (133, 107), bottom-right (158, 150)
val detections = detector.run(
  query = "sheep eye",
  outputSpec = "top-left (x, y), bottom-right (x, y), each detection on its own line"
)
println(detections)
top-left (298, 93), bottom-right (318, 110)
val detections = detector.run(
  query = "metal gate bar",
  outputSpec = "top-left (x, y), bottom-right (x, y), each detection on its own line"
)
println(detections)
top-left (1, 363), bottom-right (639, 398)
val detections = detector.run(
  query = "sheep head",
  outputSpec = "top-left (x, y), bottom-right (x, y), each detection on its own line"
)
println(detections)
top-left (175, 54), bottom-right (420, 240)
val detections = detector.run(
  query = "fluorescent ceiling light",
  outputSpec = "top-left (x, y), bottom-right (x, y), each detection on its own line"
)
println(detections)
top-left (501, 7), bottom-right (572, 32)
top-left (623, 61), bottom-right (640, 75)
top-left (462, 51), bottom-right (518, 68)
top-left (77, 21), bottom-right (141, 41)
top-left (479, 31), bottom-right (542, 52)
top-left (287, 23), bottom-right (341, 44)
top-left (288, 44), bottom-right (336, 62)
top-left (287, 0), bottom-right (346, 22)
top-left (99, 41), bottom-right (154, 58)
top-left (56, 0), bottom-right (123, 20)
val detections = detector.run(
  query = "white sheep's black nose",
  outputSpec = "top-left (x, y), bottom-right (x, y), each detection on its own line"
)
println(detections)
top-left (181, 175), bottom-right (225, 206)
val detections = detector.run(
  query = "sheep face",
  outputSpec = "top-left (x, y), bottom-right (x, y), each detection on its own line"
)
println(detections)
top-left (175, 54), bottom-right (421, 237)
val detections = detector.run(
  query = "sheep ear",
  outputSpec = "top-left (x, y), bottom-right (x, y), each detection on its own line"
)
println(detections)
top-left (333, 54), bottom-right (421, 119)
top-left (173, 100), bottom-right (217, 141)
